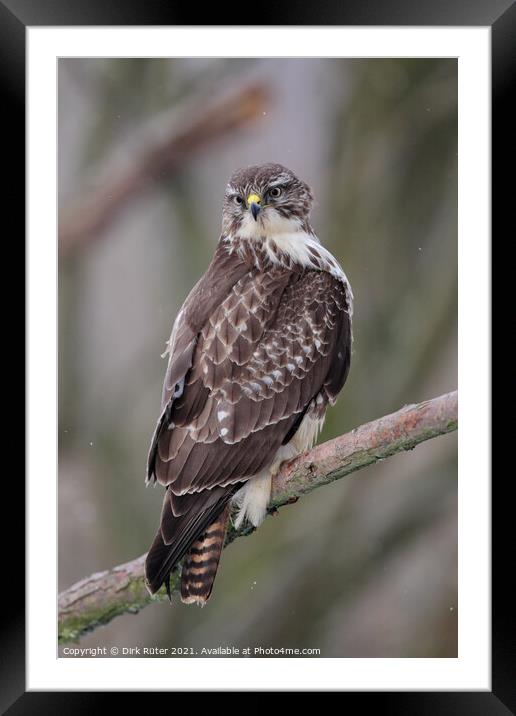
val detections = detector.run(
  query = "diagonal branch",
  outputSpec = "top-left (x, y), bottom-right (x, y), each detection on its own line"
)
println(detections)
top-left (59, 82), bottom-right (269, 255)
top-left (58, 390), bottom-right (457, 644)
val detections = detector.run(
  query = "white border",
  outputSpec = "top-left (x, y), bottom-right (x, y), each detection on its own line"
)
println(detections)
top-left (27, 27), bottom-right (490, 691)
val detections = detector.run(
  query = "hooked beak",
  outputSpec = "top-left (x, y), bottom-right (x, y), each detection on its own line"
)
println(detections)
top-left (247, 193), bottom-right (262, 221)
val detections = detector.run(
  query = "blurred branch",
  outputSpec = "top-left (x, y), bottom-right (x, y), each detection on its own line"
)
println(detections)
top-left (58, 390), bottom-right (457, 644)
top-left (59, 82), bottom-right (269, 255)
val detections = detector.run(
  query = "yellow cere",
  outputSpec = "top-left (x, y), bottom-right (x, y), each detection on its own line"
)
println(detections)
top-left (247, 193), bottom-right (261, 206)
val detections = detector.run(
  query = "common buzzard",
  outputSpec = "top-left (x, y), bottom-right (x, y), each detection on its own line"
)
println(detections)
top-left (145, 163), bottom-right (353, 605)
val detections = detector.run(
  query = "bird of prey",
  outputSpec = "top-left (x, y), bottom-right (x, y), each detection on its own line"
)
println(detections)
top-left (145, 163), bottom-right (353, 605)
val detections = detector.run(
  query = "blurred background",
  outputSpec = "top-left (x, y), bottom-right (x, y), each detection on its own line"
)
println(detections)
top-left (58, 58), bottom-right (457, 658)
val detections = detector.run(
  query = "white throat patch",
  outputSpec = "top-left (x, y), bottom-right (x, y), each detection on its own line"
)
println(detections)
top-left (238, 210), bottom-right (303, 240)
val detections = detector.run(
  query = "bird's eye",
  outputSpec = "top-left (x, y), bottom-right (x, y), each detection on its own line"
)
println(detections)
top-left (233, 195), bottom-right (244, 206)
top-left (269, 186), bottom-right (282, 199)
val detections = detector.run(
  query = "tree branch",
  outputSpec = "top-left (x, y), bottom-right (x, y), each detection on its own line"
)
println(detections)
top-left (59, 82), bottom-right (269, 255)
top-left (58, 390), bottom-right (457, 644)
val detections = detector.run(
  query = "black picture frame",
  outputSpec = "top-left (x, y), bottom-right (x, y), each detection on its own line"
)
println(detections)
top-left (8, 0), bottom-right (509, 710)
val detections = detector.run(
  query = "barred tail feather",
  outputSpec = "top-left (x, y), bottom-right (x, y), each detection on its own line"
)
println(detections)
top-left (180, 504), bottom-right (231, 606)
top-left (145, 485), bottom-right (238, 598)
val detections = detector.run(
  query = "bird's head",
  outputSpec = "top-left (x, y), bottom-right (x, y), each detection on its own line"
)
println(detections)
top-left (222, 163), bottom-right (314, 238)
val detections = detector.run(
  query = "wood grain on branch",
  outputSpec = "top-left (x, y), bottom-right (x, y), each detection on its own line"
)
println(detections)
top-left (58, 390), bottom-right (457, 644)
top-left (59, 82), bottom-right (269, 255)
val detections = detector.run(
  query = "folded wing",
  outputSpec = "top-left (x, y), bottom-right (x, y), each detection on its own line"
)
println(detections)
top-left (145, 249), bottom-right (351, 594)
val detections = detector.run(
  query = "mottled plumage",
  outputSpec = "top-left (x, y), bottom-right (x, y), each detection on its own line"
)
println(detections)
top-left (145, 163), bottom-right (353, 604)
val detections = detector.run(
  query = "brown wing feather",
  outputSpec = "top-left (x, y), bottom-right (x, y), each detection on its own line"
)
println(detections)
top-left (145, 244), bottom-right (351, 596)
top-left (151, 267), bottom-right (350, 494)
top-left (146, 240), bottom-right (249, 482)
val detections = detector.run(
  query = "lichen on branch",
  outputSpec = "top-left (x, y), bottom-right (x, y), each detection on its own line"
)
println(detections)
top-left (58, 390), bottom-right (458, 644)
